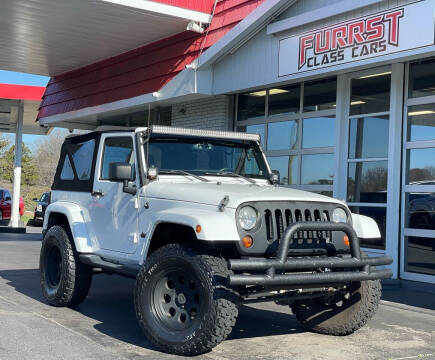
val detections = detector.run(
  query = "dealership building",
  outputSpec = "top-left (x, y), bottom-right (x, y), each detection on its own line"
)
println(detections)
top-left (1, 0), bottom-right (434, 283)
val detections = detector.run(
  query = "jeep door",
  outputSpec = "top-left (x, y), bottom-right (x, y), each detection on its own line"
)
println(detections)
top-left (90, 133), bottom-right (139, 254)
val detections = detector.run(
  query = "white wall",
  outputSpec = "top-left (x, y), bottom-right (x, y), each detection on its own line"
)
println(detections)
top-left (212, 0), bottom-right (428, 95)
top-left (171, 95), bottom-right (233, 130)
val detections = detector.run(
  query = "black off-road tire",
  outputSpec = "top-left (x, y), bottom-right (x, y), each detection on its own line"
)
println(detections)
top-left (33, 215), bottom-right (40, 227)
top-left (292, 279), bottom-right (382, 335)
top-left (134, 244), bottom-right (239, 356)
top-left (40, 225), bottom-right (93, 307)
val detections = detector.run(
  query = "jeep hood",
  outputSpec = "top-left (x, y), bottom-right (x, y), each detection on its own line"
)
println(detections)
top-left (145, 182), bottom-right (344, 209)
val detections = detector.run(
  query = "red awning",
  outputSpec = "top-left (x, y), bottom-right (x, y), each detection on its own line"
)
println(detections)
top-left (0, 84), bottom-right (45, 101)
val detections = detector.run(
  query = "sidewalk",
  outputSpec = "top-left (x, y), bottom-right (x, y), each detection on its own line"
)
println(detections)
top-left (382, 279), bottom-right (435, 315)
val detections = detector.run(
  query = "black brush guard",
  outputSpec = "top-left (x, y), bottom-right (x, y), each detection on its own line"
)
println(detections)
top-left (228, 222), bottom-right (393, 287)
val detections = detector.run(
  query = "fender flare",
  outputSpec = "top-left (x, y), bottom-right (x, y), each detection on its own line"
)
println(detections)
top-left (145, 207), bottom-right (239, 254)
top-left (44, 201), bottom-right (94, 253)
top-left (351, 213), bottom-right (381, 239)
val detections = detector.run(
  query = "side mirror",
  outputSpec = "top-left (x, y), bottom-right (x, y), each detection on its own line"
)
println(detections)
top-left (270, 170), bottom-right (280, 185)
top-left (108, 162), bottom-right (136, 195)
top-left (109, 162), bottom-right (133, 182)
top-left (33, 198), bottom-right (38, 201)
top-left (147, 167), bottom-right (158, 180)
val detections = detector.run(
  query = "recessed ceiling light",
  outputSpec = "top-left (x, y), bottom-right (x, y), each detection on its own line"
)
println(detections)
top-left (359, 71), bottom-right (392, 79)
top-left (408, 110), bottom-right (435, 116)
top-left (332, 101), bottom-right (366, 107)
top-left (269, 89), bottom-right (289, 95)
top-left (249, 89), bottom-right (289, 97)
top-left (249, 90), bottom-right (267, 97)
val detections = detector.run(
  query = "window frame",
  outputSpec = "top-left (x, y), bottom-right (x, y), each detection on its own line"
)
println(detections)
top-left (100, 136), bottom-right (135, 181)
top-left (400, 61), bottom-right (435, 283)
top-left (52, 132), bottom-right (101, 193)
top-left (235, 79), bottom-right (336, 193)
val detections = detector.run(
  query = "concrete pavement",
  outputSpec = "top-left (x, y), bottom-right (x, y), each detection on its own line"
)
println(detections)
top-left (0, 230), bottom-right (434, 360)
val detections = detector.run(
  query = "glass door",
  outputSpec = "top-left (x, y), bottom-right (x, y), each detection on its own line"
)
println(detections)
top-left (401, 59), bottom-right (435, 283)
top-left (345, 68), bottom-right (392, 253)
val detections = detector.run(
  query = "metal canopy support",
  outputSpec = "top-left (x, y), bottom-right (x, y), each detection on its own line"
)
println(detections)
top-left (10, 101), bottom-right (23, 228)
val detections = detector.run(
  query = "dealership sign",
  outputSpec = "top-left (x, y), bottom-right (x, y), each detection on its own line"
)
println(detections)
top-left (278, 1), bottom-right (435, 77)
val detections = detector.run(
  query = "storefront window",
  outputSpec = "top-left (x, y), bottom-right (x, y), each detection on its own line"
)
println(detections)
top-left (301, 154), bottom-right (334, 185)
top-left (302, 116), bottom-right (335, 148)
top-left (303, 78), bottom-right (337, 112)
top-left (267, 156), bottom-right (298, 185)
top-left (347, 161), bottom-right (388, 203)
top-left (238, 124), bottom-right (265, 148)
top-left (350, 73), bottom-right (390, 116)
top-left (407, 148), bottom-right (435, 184)
top-left (408, 58), bottom-right (435, 99)
top-left (268, 85), bottom-right (300, 116)
top-left (405, 192), bottom-right (435, 230)
top-left (237, 91), bottom-right (266, 120)
top-left (405, 236), bottom-right (435, 275)
top-left (348, 116), bottom-right (389, 158)
top-left (236, 77), bottom-right (336, 193)
top-left (407, 104), bottom-right (435, 141)
top-left (350, 206), bottom-right (386, 250)
top-left (267, 120), bottom-right (298, 150)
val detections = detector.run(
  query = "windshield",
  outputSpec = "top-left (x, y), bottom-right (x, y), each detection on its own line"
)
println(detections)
top-left (146, 136), bottom-right (269, 179)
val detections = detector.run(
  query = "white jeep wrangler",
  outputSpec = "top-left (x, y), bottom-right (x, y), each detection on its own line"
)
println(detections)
top-left (39, 126), bottom-right (392, 356)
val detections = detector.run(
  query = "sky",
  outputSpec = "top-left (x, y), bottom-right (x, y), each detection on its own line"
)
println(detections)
top-left (0, 70), bottom-right (50, 146)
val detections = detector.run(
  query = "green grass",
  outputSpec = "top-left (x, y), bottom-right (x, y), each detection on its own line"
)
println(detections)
top-left (21, 212), bottom-right (33, 227)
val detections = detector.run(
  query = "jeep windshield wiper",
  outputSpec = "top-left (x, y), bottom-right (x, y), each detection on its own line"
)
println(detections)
top-left (160, 170), bottom-right (210, 182)
top-left (206, 171), bottom-right (256, 184)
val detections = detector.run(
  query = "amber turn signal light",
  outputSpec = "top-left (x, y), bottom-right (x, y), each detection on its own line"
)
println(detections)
top-left (196, 225), bottom-right (202, 233)
top-left (343, 235), bottom-right (350, 247)
top-left (242, 235), bottom-right (254, 248)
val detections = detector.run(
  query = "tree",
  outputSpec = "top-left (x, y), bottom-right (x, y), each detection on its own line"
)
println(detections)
top-left (0, 143), bottom-right (39, 185)
top-left (32, 129), bottom-right (67, 186)
top-left (0, 136), bottom-right (8, 156)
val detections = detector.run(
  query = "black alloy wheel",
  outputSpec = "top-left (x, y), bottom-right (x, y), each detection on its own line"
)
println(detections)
top-left (152, 268), bottom-right (204, 332)
top-left (45, 244), bottom-right (62, 290)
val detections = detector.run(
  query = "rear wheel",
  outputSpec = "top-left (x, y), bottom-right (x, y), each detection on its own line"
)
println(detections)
top-left (33, 215), bottom-right (40, 226)
top-left (40, 225), bottom-right (92, 307)
top-left (291, 280), bottom-right (382, 335)
top-left (134, 244), bottom-right (238, 356)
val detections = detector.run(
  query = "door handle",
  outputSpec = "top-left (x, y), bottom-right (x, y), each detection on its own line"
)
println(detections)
top-left (91, 190), bottom-right (104, 197)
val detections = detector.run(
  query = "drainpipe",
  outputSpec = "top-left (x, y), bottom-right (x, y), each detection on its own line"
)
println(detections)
top-left (10, 101), bottom-right (23, 228)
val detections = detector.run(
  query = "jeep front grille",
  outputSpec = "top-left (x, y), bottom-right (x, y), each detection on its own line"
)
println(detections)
top-left (263, 205), bottom-right (332, 244)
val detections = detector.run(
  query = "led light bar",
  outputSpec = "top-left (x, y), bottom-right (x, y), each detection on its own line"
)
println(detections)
top-left (150, 125), bottom-right (261, 141)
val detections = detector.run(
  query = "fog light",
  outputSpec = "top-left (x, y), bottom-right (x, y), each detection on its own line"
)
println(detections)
top-left (343, 235), bottom-right (350, 247)
top-left (242, 235), bottom-right (254, 248)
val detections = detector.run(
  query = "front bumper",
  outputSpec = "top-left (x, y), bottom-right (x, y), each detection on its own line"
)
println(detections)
top-left (228, 222), bottom-right (393, 287)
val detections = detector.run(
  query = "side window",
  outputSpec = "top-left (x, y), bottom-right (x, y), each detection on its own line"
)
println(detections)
top-left (101, 137), bottom-right (135, 180)
top-left (0, 190), bottom-right (3, 200)
top-left (60, 156), bottom-right (74, 180)
top-left (4, 191), bottom-right (11, 201)
top-left (70, 140), bottom-right (95, 180)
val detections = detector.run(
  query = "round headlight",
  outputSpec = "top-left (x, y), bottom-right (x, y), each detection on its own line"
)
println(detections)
top-left (332, 208), bottom-right (348, 223)
top-left (238, 206), bottom-right (258, 231)
top-left (37, 204), bottom-right (43, 212)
